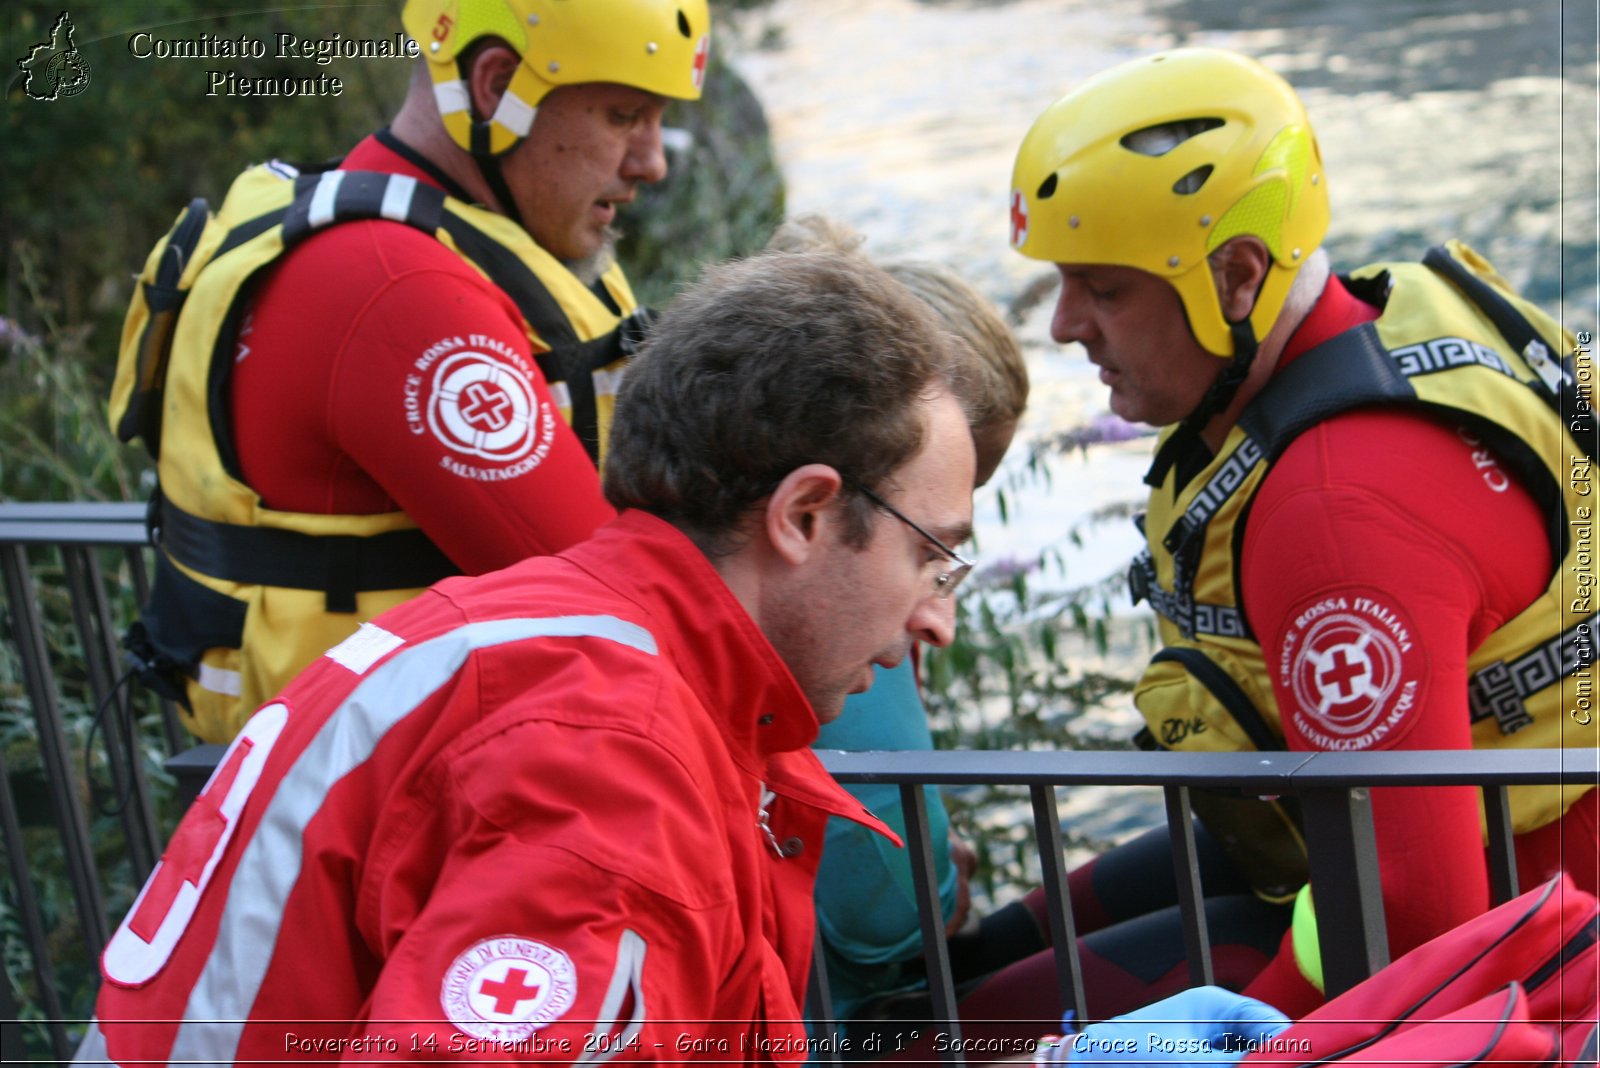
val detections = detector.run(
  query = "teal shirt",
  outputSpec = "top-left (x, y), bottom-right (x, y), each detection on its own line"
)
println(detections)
top-left (812, 659), bottom-right (957, 1020)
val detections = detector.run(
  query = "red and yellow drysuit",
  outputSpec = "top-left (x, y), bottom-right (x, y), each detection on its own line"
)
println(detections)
top-left (1129, 244), bottom-right (1596, 1013)
top-left (117, 132), bottom-right (637, 743)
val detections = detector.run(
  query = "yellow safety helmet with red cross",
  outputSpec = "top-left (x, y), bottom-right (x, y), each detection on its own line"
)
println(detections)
top-left (404, 0), bottom-right (712, 157)
top-left (1009, 48), bottom-right (1329, 357)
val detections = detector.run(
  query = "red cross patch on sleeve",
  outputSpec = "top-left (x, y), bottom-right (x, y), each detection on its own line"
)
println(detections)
top-left (1277, 589), bottom-right (1427, 751)
top-left (404, 335), bottom-right (558, 483)
top-left (440, 936), bottom-right (578, 1044)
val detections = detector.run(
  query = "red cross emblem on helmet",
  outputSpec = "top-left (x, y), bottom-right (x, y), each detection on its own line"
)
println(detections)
top-left (692, 35), bottom-right (710, 91)
top-left (1009, 189), bottom-right (1029, 249)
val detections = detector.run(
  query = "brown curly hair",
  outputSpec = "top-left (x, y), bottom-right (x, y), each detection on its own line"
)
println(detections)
top-left (604, 248), bottom-right (967, 554)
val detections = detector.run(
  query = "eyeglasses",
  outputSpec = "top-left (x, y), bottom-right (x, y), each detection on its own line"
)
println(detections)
top-left (855, 484), bottom-right (974, 599)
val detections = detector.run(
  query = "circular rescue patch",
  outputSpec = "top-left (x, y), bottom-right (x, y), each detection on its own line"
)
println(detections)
top-left (426, 351), bottom-right (540, 461)
top-left (440, 935), bottom-right (578, 1043)
top-left (1277, 592), bottom-right (1424, 751)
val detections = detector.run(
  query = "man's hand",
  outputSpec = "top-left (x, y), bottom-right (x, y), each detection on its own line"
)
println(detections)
top-left (946, 834), bottom-right (979, 936)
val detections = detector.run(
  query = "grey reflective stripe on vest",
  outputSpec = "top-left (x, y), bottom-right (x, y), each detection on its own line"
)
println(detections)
top-left (306, 170), bottom-right (345, 229)
top-left (279, 168), bottom-right (447, 249)
top-left (169, 614), bottom-right (658, 1063)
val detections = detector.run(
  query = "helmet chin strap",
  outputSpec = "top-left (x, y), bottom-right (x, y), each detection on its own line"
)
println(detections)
top-left (1144, 320), bottom-right (1259, 487)
top-left (461, 55), bottom-right (532, 234)
top-left (477, 151), bottom-right (530, 234)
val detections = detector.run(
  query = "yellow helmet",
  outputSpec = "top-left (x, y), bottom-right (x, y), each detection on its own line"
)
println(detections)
top-left (403, 0), bottom-right (712, 156)
top-left (1009, 48), bottom-right (1329, 357)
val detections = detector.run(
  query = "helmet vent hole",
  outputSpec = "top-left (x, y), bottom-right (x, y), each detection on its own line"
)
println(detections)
top-left (1120, 118), bottom-right (1224, 157)
top-left (678, 10), bottom-right (692, 36)
top-left (1036, 173), bottom-right (1058, 200)
top-left (1172, 165), bottom-right (1213, 195)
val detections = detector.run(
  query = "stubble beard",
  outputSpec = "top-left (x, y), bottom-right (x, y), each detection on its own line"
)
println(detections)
top-left (567, 225), bottom-right (621, 286)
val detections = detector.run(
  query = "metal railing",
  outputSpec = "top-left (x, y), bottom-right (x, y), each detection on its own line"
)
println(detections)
top-left (814, 746), bottom-right (1593, 1064)
top-left (0, 502), bottom-right (1591, 1064)
top-left (0, 502), bottom-right (190, 1062)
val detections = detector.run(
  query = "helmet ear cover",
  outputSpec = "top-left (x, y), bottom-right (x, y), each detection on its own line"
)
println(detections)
top-left (1009, 48), bottom-right (1329, 357)
top-left (403, 0), bottom-right (712, 158)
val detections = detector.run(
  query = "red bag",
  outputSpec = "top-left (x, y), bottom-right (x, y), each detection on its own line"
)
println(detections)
top-left (1240, 873), bottom-right (1598, 1066)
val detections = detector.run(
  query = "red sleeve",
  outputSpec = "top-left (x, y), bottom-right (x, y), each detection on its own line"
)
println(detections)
top-left (1237, 408), bottom-right (1549, 1012)
top-left (356, 720), bottom-right (738, 1060)
top-left (231, 221), bottom-right (616, 576)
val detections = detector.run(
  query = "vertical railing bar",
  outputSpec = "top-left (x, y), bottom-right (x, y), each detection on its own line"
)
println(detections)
top-left (0, 983), bottom-right (26, 1064)
top-left (1299, 786), bottom-right (1388, 996)
top-left (64, 548), bottom-right (158, 879)
top-left (0, 545), bottom-right (108, 960)
top-left (1162, 785), bottom-right (1215, 987)
top-left (123, 543), bottom-right (151, 605)
top-left (85, 547), bottom-right (164, 862)
top-left (1482, 784), bottom-right (1519, 906)
top-left (1028, 783), bottom-right (1086, 1023)
top-left (121, 543), bottom-right (187, 758)
top-left (62, 549), bottom-right (117, 702)
top-left (0, 742), bottom-right (73, 1060)
top-left (806, 930), bottom-right (842, 1065)
top-left (901, 781), bottom-right (963, 1065)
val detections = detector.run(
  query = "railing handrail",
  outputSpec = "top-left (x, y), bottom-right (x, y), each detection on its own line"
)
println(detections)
top-left (820, 745), bottom-right (1593, 788)
top-left (0, 500), bottom-right (148, 547)
top-left (2, 502), bottom-right (1593, 1064)
top-left (813, 745), bottom-right (1586, 1064)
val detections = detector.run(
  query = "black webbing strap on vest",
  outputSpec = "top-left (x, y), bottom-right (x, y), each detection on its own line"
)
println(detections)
top-left (1421, 245), bottom-right (1594, 461)
top-left (211, 165), bottom-right (454, 262)
top-left (1236, 317), bottom-right (1415, 458)
top-left (281, 168), bottom-right (449, 247)
top-left (1238, 302), bottom-right (1568, 567)
top-left (437, 214), bottom-right (648, 462)
top-left (160, 501), bottom-right (458, 614)
top-left (118, 197), bottom-right (212, 459)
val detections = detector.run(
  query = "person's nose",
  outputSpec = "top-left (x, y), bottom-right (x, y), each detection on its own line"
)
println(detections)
top-left (1050, 274), bottom-right (1099, 346)
top-left (909, 590), bottom-right (958, 649)
top-left (623, 115), bottom-right (669, 185)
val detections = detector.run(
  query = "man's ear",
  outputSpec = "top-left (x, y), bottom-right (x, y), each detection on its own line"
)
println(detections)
top-left (764, 464), bottom-right (847, 566)
top-left (1210, 236), bottom-right (1272, 324)
top-left (465, 43), bottom-right (519, 121)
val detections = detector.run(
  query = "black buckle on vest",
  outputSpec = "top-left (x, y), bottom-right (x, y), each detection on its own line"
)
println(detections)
top-left (122, 620), bottom-right (193, 711)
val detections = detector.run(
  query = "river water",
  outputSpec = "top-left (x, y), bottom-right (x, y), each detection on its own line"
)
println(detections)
top-left (731, 0), bottom-right (1595, 584)
top-left (726, 0), bottom-right (1598, 858)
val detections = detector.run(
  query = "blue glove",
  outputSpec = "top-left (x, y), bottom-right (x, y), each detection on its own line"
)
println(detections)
top-left (1032, 987), bottom-right (1290, 1065)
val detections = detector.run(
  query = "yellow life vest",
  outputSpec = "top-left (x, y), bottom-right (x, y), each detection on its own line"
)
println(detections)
top-left (1130, 241), bottom-right (1595, 893)
top-left (109, 160), bottom-right (645, 743)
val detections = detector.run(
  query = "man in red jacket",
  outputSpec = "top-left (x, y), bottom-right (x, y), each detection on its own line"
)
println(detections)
top-left (79, 248), bottom-right (976, 1064)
